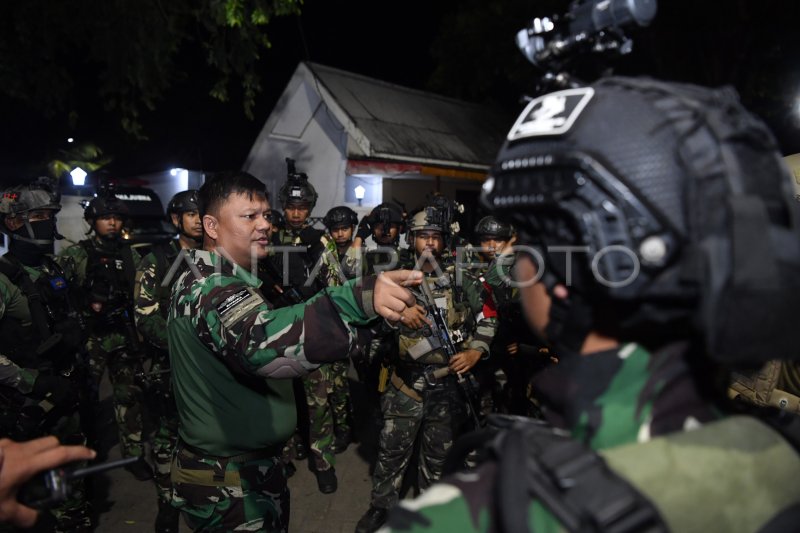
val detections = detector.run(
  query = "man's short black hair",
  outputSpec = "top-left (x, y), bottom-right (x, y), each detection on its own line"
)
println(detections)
top-left (199, 171), bottom-right (267, 217)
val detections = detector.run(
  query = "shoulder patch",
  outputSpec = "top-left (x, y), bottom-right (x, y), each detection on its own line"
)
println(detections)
top-left (507, 87), bottom-right (594, 141)
top-left (217, 287), bottom-right (265, 329)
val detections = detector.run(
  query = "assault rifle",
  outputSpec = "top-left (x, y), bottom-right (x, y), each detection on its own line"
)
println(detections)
top-left (417, 279), bottom-right (483, 428)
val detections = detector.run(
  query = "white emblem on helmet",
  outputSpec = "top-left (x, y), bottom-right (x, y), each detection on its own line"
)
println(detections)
top-left (507, 87), bottom-right (594, 141)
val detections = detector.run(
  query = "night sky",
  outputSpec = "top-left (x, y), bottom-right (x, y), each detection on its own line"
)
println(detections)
top-left (1, 0), bottom-right (798, 182)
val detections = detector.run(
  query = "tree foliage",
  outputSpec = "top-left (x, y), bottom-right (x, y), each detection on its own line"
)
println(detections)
top-left (0, 0), bottom-right (301, 139)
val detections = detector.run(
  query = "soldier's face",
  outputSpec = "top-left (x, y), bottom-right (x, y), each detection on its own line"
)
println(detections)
top-left (284, 204), bottom-right (310, 229)
top-left (205, 192), bottom-right (272, 268)
top-left (479, 237), bottom-right (508, 261)
top-left (174, 210), bottom-right (203, 240)
top-left (94, 214), bottom-right (124, 237)
top-left (330, 225), bottom-right (353, 246)
top-left (373, 223), bottom-right (399, 245)
top-left (414, 230), bottom-right (443, 259)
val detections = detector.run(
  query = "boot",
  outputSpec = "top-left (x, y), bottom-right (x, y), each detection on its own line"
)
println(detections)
top-left (315, 467), bottom-right (338, 494)
top-left (284, 461), bottom-right (297, 478)
top-left (154, 499), bottom-right (181, 533)
top-left (332, 428), bottom-right (352, 454)
top-left (124, 456), bottom-right (154, 481)
top-left (294, 439), bottom-right (308, 460)
top-left (355, 505), bottom-right (387, 533)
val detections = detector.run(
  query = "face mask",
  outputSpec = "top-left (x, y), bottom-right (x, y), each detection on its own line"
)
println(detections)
top-left (9, 219), bottom-right (57, 265)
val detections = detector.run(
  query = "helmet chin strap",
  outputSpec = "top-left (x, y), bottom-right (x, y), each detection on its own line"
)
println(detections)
top-left (177, 220), bottom-right (202, 244)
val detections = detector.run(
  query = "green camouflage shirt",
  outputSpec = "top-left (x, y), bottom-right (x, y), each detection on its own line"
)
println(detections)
top-left (167, 249), bottom-right (378, 455)
top-left (134, 240), bottom-right (182, 350)
top-left (386, 342), bottom-right (722, 532)
top-left (0, 263), bottom-right (53, 392)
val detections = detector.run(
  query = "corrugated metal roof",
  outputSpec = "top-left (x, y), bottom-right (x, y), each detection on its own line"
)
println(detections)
top-left (306, 62), bottom-right (512, 169)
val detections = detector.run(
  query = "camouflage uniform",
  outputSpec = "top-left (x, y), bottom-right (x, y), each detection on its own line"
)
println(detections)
top-left (342, 244), bottom-right (406, 432)
top-left (134, 240), bottom-right (183, 506)
top-left (368, 258), bottom-right (496, 512)
top-left (477, 251), bottom-right (551, 416)
top-left (0, 259), bottom-right (91, 531)
top-left (58, 236), bottom-right (147, 459)
top-left (167, 249), bottom-right (378, 530)
top-left (270, 227), bottom-right (351, 474)
top-left (383, 343), bottom-right (800, 532)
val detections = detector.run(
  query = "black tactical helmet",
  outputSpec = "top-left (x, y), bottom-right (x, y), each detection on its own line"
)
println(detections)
top-left (167, 189), bottom-right (201, 218)
top-left (474, 216), bottom-right (512, 240)
top-left (372, 202), bottom-right (405, 229)
top-left (482, 77), bottom-right (800, 365)
top-left (278, 158), bottom-right (318, 209)
top-left (0, 177), bottom-right (61, 218)
top-left (84, 194), bottom-right (129, 221)
top-left (323, 206), bottom-right (358, 230)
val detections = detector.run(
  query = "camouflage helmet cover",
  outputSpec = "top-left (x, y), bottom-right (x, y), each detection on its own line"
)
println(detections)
top-left (0, 177), bottom-right (61, 217)
top-left (407, 207), bottom-right (447, 234)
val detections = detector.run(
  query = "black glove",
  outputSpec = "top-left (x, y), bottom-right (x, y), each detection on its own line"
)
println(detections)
top-left (32, 374), bottom-right (78, 408)
top-left (356, 212), bottom-right (375, 241)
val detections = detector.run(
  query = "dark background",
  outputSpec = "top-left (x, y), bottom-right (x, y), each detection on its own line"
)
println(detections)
top-left (2, 0), bottom-right (798, 181)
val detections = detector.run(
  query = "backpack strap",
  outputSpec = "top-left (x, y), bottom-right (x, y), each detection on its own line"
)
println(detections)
top-left (489, 415), bottom-right (667, 533)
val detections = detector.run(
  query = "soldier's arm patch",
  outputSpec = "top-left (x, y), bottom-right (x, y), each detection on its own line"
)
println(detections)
top-left (216, 287), bottom-right (265, 329)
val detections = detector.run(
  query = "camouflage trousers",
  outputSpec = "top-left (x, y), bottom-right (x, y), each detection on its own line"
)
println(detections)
top-left (370, 371), bottom-right (466, 510)
top-left (149, 349), bottom-right (178, 503)
top-left (303, 360), bottom-right (351, 471)
top-left (86, 333), bottom-right (146, 458)
top-left (171, 444), bottom-right (289, 532)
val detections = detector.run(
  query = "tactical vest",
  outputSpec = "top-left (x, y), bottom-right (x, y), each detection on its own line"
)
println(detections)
top-left (398, 268), bottom-right (474, 367)
top-left (729, 361), bottom-right (800, 414)
top-left (269, 227), bottom-right (325, 300)
top-left (0, 255), bottom-right (82, 373)
top-left (79, 239), bottom-right (137, 329)
top-left (150, 240), bottom-right (181, 319)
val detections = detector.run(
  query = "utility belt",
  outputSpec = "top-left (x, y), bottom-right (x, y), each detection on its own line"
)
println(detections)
top-left (391, 363), bottom-right (454, 402)
top-left (177, 438), bottom-right (283, 463)
top-left (172, 438), bottom-right (284, 487)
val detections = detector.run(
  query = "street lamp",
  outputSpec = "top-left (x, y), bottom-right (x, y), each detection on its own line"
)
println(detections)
top-left (354, 185), bottom-right (366, 206)
top-left (70, 167), bottom-right (87, 186)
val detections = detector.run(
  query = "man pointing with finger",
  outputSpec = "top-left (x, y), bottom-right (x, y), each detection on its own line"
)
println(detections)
top-left (166, 172), bottom-right (420, 532)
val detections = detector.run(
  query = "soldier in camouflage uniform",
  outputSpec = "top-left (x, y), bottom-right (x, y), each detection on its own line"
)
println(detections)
top-left (58, 193), bottom-right (153, 481)
top-left (134, 190), bottom-right (202, 533)
top-left (355, 207), bottom-right (497, 533)
top-left (0, 179), bottom-right (92, 531)
top-left (166, 172), bottom-right (419, 531)
top-left (267, 164), bottom-right (351, 494)
top-left (321, 205), bottom-right (364, 454)
top-left (342, 203), bottom-right (408, 435)
top-left (385, 78), bottom-right (800, 532)
top-left (471, 216), bottom-right (552, 416)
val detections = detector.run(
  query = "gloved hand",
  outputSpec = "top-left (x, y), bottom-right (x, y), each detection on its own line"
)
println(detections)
top-left (31, 375), bottom-right (77, 409)
top-left (356, 212), bottom-right (375, 241)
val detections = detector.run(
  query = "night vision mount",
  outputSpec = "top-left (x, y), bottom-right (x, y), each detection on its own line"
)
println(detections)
top-left (517, 0), bottom-right (657, 90)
